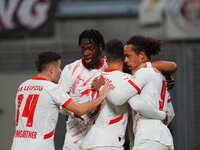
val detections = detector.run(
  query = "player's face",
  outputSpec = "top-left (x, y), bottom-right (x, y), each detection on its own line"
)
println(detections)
top-left (124, 44), bottom-right (142, 71)
top-left (80, 38), bottom-right (101, 69)
top-left (51, 59), bottom-right (61, 83)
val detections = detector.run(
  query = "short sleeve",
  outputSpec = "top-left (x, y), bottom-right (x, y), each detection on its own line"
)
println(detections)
top-left (130, 68), bottom-right (152, 90)
top-left (59, 65), bottom-right (73, 93)
top-left (46, 85), bottom-right (72, 108)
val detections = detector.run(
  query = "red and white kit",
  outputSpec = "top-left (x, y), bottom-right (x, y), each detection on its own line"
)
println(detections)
top-left (128, 67), bottom-right (175, 150)
top-left (81, 68), bottom-right (130, 150)
top-left (59, 59), bottom-right (107, 150)
top-left (94, 67), bottom-right (174, 150)
top-left (11, 77), bottom-right (72, 150)
top-left (82, 68), bottom-right (168, 150)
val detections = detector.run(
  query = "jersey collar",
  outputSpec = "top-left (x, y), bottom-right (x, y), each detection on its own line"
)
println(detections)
top-left (31, 77), bottom-right (47, 80)
top-left (104, 68), bottom-right (120, 72)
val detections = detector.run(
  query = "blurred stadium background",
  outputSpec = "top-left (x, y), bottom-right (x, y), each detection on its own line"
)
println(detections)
top-left (0, 0), bottom-right (199, 150)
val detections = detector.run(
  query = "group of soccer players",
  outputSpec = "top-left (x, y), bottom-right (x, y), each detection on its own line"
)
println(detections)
top-left (11, 29), bottom-right (177, 150)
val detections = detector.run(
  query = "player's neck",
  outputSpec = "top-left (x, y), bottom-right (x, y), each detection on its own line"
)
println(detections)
top-left (37, 72), bottom-right (51, 81)
top-left (107, 62), bottom-right (123, 72)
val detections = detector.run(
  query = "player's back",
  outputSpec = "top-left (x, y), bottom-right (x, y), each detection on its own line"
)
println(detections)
top-left (12, 77), bottom-right (59, 150)
top-left (132, 68), bottom-right (174, 149)
top-left (81, 69), bottom-right (130, 149)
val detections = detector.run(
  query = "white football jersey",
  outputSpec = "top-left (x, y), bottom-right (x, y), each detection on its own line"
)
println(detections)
top-left (81, 68), bottom-right (131, 149)
top-left (11, 77), bottom-right (72, 150)
top-left (128, 67), bottom-right (174, 149)
top-left (82, 67), bottom-right (173, 149)
top-left (59, 59), bottom-right (107, 147)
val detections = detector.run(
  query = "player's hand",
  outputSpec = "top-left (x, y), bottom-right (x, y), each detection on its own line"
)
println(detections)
top-left (91, 75), bottom-right (105, 91)
top-left (165, 75), bottom-right (175, 90)
top-left (74, 114), bottom-right (84, 121)
top-left (99, 81), bottom-right (114, 97)
top-left (162, 111), bottom-right (168, 125)
top-left (87, 109), bottom-right (99, 118)
top-left (65, 110), bottom-right (83, 120)
top-left (67, 110), bottom-right (75, 118)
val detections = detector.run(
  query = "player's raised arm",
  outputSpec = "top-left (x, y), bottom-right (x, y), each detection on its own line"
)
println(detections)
top-left (151, 60), bottom-right (177, 75)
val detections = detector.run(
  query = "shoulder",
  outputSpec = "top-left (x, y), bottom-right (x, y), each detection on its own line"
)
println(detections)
top-left (43, 82), bottom-right (58, 92)
top-left (135, 67), bottom-right (155, 75)
top-left (19, 79), bottom-right (57, 92)
top-left (135, 67), bottom-right (164, 81)
top-left (133, 68), bottom-right (155, 81)
top-left (17, 79), bottom-right (30, 90)
top-left (103, 71), bottom-right (132, 82)
top-left (62, 59), bottom-right (82, 72)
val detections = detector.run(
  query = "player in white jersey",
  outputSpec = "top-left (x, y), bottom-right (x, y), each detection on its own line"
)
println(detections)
top-left (59, 29), bottom-right (108, 150)
top-left (11, 52), bottom-right (113, 150)
top-left (124, 36), bottom-right (175, 150)
top-left (60, 29), bottom-right (176, 150)
top-left (81, 39), bottom-right (175, 150)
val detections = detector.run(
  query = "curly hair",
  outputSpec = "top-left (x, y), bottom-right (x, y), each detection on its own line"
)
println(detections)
top-left (78, 29), bottom-right (105, 49)
top-left (126, 36), bottom-right (162, 59)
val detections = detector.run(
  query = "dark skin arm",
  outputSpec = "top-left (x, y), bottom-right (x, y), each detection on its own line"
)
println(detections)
top-left (151, 60), bottom-right (177, 90)
top-left (151, 60), bottom-right (177, 75)
top-left (63, 81), bottom-right (113, 116)
top-left (91, 75), bottom-right (105, 91)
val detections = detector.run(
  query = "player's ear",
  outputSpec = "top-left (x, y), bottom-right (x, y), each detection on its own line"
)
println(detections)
top-left (48, 64), bottom-right (54, 74)
top-left (98, 44), bottom-right (103, 52)
top-left (139, 51), bottom-right (147, 63)
top-left (104, 56), bottom-right (108, 62)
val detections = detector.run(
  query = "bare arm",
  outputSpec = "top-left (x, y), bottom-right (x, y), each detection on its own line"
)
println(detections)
top-left (151, 60), bottom-right (177, 75)
top-left (63, 82), bottom-right (113, 116)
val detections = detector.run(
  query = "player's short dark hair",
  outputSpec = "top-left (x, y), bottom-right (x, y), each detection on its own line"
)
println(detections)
top-left (104, 39), bottom-right (124, 62)
top-left (126, 35), bottom-right (161, 60)
top-left (35, 51), bottom-right (61, 73)
top-left (78, 29), bottom-right (105, 49)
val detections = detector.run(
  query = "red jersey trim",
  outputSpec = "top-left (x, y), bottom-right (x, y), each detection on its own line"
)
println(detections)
top-left (44, 130), bottom-right (54, 139)
top-left (104, 68), bottom-right (120, 72)
top-left (81, 58), bottom-right (105, 70)
top-left (168, 97), bottom-right (172, 103)
top-left (31, 77), bottom-right (47, 80)
top-left (109, 114), bottom-right (124, 125)
top-left (73, 139), bottom-right (80, 144)
top-left (62, 98), bottom-right (73, 108)
top-left (97, 59), bottom-right (105, 70)
top-left (128, 80), bottom-right (141, 94)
